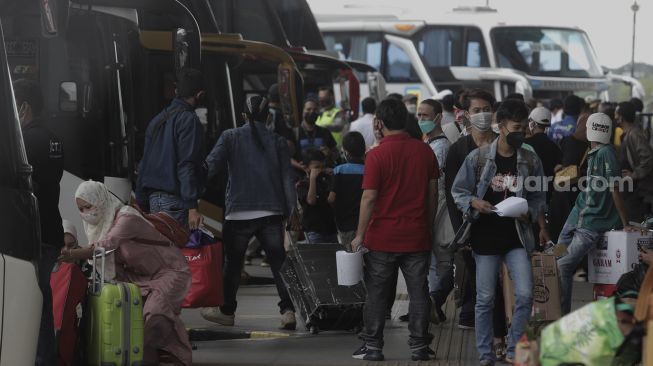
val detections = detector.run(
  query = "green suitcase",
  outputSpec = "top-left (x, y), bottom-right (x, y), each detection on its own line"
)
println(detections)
top-left (86, 247), bottom-right (144, 366)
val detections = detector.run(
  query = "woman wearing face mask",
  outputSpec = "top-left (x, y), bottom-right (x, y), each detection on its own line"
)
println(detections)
top-left (59, 181), bottom-right (193, 366)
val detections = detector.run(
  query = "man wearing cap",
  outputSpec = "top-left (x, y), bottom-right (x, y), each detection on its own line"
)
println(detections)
top-left (556, 113), bottom-right (637, 315)
top-left (136, 68), bottom-right (206, 230)
top-left (524, 106), bottom-right (562, 205)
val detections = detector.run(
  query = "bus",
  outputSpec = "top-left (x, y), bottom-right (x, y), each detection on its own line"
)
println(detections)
top-left (0, 18), bottom-right (42, 365)
top-left (1, 0), bottom-right (302, 242)
top-left (314, 3), bottom-right (645, 102)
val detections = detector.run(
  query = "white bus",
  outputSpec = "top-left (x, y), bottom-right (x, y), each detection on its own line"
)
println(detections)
top-left (314, 3), bottom-right (644, 102)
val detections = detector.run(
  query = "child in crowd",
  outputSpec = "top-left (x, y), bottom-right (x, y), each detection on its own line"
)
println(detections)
top-left (296, 149), bottom-right (338, 243)
top-left (329, 132), bottom-right (366, 250)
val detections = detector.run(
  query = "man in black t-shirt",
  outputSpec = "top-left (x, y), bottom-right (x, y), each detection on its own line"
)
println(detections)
top-left (524, 107), bottom-right (562, 205)
top-left (295, 98), bottom-right (337, 165)
top-left (296, 149), bottom-right (338, 243)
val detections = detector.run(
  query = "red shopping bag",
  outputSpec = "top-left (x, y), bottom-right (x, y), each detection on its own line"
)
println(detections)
top-left (50, 262), bottom-right (87, 366)
top-left (182, 241), bottom-right (224, 308)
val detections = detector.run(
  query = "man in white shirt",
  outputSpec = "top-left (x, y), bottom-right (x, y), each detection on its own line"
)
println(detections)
top-left (349, 97), bottom-right (377, 149)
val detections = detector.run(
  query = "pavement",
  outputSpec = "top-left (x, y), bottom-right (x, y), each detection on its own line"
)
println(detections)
top-left (182, 258), bottom-right (594, 366)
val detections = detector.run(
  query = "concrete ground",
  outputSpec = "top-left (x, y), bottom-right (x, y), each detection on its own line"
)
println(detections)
top-left (182, 258), bottom-right (594, 366)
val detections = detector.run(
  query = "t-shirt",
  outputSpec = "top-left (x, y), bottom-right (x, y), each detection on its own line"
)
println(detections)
top-left (331, 163), bottom-right (365, 232)
top-left (297, 174), bottom-right (337, 234)
top-left (362, 133), bottom-right (439, 252)
top-left (525, 132), bottom-right (563, 203)
top-left (566, 144), bottom-right (622, 233)
top-left (296, 125), bottom-right (337, 160)
top-left (471, 152), bottom-right (522, 255)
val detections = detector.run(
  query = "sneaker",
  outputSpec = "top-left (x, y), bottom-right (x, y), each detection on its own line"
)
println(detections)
top-left (399, 313), bottom-right (409, 322)
top-left (543, 242), bottom-right (568, 258)
top-left (280, 310), bottom-right (296, 330)
top-left (427, 347), bottom-right (436, 359)
top-left (200, 307), bottom-right (235, 326)
top-left (573, 268), bottom-right (587, 282)
top-left (411, 347), bottom-right (432, 361)
top-left (479, 360), bottom-right (494, 366)
top-left (493, 338), bottom-right (506, 361)
top-left (352, 344), bottom-right (384, 361)
top-left (458, 318), bottom-right (475, 330)
top-left (260, 258), bottom-right (270, 267)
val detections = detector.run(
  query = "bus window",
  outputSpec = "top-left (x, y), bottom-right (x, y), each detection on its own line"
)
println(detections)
top-left (416, 27), bottom-right (462, 67)
top-left (273, 0), bottom-right (325, 49)
top-left (491, 27), bottom-right (602, 78)
top-left (323, 33), bottom-right (382, 71)
top-left (466, 27), bottom-right (488, 67)
top-left (59, 81), bottom-right (77, 111)
top-left (385, 43), bottom-right (418, 83)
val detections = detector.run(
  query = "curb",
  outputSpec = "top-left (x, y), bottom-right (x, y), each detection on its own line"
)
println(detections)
top-left (189, 328), bottom-right (292, 342)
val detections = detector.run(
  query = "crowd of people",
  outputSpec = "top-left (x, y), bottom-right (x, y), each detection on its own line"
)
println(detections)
top-left (16, 65), bottom-right (653, 365)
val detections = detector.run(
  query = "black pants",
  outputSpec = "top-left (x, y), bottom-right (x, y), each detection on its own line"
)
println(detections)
top-left (36, 244), bottom-right (59, 366)
top-left (361, 250), bottom-right (431, 351)
top-left (220, 215), bottom-right (294, 315)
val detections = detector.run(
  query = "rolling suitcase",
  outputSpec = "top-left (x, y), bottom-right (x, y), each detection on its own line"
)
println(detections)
top-left (280, 243), bottom-right (366, 334)
top-left (51, 262), bottom-right (88, 366)
top-left (86, 247), bottom-right (144, 366)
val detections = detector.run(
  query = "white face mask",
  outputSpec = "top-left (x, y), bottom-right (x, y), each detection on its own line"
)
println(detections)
top-left (469, 112), bottom-right (493, 131)
top-left (406, 104), bottom-right (417, 115)
top-left (80, 208), bottom-right (102, 225)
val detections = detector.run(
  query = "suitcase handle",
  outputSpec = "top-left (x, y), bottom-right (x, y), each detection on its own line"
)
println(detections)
top-left (91, 247), bottom-right (116, 295)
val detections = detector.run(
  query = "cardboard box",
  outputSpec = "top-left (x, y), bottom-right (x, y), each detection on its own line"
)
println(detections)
top-left (504, 254), bottom-right (562, 325)
top-left (592, 283), bottom-right (617, 301)
top-left (588, 231), bottom-right (653, 284)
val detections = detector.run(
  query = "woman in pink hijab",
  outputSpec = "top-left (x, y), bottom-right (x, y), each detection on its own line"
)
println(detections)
top-left (59, 180), bottom-right (192, 365)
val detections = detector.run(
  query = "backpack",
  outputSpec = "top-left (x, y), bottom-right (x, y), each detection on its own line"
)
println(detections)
top-left (132, 205), bottom-right (190, 248)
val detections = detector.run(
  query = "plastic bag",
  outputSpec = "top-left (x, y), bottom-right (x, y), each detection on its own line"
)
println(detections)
top-left (540, 297), bottom-right (624, 366)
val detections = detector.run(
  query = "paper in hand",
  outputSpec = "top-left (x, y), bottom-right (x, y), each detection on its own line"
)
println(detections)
top-left (492, 196), bottom-right (528, 218)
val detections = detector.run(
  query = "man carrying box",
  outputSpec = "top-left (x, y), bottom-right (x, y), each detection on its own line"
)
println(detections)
top-left (553, 113), bottom-right (638, 315)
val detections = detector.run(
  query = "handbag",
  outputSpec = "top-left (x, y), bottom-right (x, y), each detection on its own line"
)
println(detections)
top-left (554, 149), bottom-right (588, 186)
top-left (182, 240), bottom-right (224, 308)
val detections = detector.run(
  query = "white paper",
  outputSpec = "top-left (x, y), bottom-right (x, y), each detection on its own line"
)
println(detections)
top-left (336, 250), bottom-right (363, 286)
top-left (492, 196), bottom-right (528, 218)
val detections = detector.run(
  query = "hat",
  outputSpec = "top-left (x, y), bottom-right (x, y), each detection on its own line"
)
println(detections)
top-left (586, 113), bottom-right (612, 144)
top-left (62, 219), bottom-right (77, 239)
top-left (176, 68), bottom-right (204, 98)
top-left (529, 107), bottom-right (552, 126)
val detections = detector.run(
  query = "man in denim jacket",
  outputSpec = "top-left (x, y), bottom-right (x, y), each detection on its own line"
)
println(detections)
top-left (201, 95), bottom-right (298, 330)
top-left (452, 100), bottom-right (547, 365)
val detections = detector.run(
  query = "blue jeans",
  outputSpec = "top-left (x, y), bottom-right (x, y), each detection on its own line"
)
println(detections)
top-left (361, 250), bottom-right (432, 351)
top-left (305, 232), bottom-right (338, 244)
top-left (149, 192), bottom-right (188, 228)
top-left (36, 244), bottom-right (59, 366)
top-left (474, 248), bottom-right (533, 361)
top-left (428, 244), bottom-right (454, 307)
top-left (221, 215), bottom-right (294, 314)
top-left (556, 222), bottom-right (601, 315)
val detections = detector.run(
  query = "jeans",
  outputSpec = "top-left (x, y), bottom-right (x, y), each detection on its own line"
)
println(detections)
top-left (305, 232), bottom-right (338, 244)
top-left (556, 222), bottom-right (601, 315)
top-left (361, 250), bottom-right (432, 351)
top-left (474, 248), bottom-right (533, 361)
top-left (429, 243), bottom-right (454, 308)
top-left (36, 244), bottom-right (59, 366)
top-left (149, 191), bottom-right (188, 228)
top-left (221, 215), bottom-right (294, 315)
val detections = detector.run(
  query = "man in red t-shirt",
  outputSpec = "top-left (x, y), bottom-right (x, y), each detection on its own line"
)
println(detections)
top-left (351, 99), bottom-right (439, 362)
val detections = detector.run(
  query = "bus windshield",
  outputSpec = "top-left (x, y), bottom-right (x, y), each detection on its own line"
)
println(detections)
top-left (491, 27), bottom-right (603, 78)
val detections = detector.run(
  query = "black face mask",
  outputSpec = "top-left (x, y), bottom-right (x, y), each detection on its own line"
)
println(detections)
top-left (304, 112), bottom-right (319, 124)
top-left (506, 131), bottom-right (526, 149)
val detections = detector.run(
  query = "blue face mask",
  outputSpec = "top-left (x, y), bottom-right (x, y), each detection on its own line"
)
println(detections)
top-left (418, 120), bottom-right (436, 135)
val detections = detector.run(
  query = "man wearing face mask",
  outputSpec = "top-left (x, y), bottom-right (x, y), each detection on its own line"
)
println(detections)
top-left (443, 89), bottom-right (496, 330)
top-left (136, 68), bottom-right (206, 230)
top-left (403, 94), bottom-right (418, 115)
top-left (316, 87), bottom-right (346, 146)
top-left (296, 97), bottom-right (338, 167)
top-left (14, 79), bottom-right (64, 366)
top-left (418, 99), bottom-right (455, 324)
top-left (524, 107), bottom-right (562, 207)
top-left (452, 99), bottom-right (547, 365)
